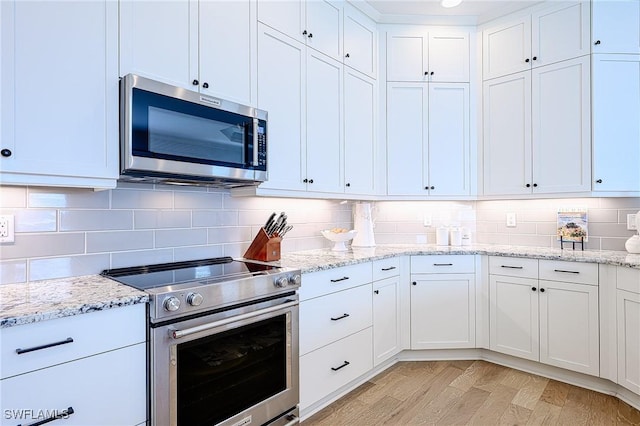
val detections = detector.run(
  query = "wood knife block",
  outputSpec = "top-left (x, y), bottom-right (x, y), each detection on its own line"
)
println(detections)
top-left (244, 228), bottom-right (282, 261)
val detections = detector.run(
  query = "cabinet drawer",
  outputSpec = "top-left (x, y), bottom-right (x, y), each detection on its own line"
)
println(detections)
top-left (300, 327), bottom-right (373, 410)
top-left (299, 262), bottom-right (372, 301)
top-left (0, 343), bottom-right (146, 426)
top-left (372, 257), bottom-right (400, 281)
top-left (489, 256), bottom-right (538, 278)
top-left (618, 266), bottom-right (640, 294)
top-left (539, 260), bottom-right (598, 286)
top-left (411, 255), bottom-right (474, 274)
top-left (300, 284), bottom-right (373, 355)
top-left (0, 304), bottom-right (145, 379)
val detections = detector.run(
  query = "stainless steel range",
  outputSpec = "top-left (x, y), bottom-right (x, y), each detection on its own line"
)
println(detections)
top-left (102, 257), bottom-right (301, 426)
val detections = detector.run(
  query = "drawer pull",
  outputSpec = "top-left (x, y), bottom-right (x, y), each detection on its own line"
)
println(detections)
top-left (501, 265), bottom-right (524, 269)
top-left (16, 337), bottom-right (74, 355)
top-left (330, 313), bottom-right (350, 321)
top-left (433, 263), bottom-right (453, 266)
top-left (331, 361), bottom-right (350, 371)
top-left (381, 266), bottom-right (397, 271)
top-left (19, 406), bottom-right (75, 426)
top-left (554, 269), bottom-right (580, 274)
top-left (330, 276), bottom-right (349, 283)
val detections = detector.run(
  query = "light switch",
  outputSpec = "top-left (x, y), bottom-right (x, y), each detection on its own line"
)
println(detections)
top-left (506, 212), bottom-right (517, 228)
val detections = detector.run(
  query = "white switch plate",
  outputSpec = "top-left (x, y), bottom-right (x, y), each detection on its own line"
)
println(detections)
top-left (0, 215), bottom-right (15, 243)
top-left (506, 212), bottom-right (517, 227)
top-left (628, 214), bottom-right (638, 231)
top-left (423, 214), bottom-right (432, 227)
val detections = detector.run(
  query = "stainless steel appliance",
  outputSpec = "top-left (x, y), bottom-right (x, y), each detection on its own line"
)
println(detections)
top-left (120, 74), bottom-right (267, 187)
top-left (102, 257), bottom-right (301, 426)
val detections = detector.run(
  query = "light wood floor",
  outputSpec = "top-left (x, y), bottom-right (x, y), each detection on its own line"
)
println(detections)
top-left (303, 360), bottom-right (640, 425)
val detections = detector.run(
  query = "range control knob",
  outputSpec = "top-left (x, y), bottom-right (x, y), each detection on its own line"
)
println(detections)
top-left (186, 292), bottom-right (204, 307)
top-left (163, 296), bottom-right (181, 312)
top-left (274, 276), bottom-right (288, 288)
top-left (289, 274), bottom-right (302, 286)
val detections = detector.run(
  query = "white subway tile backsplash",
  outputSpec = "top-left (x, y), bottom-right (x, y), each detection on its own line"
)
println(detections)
top-left (155, 229), bottom-right (207, 248)
top-left (0, 260), bottom-right (27, 284)
top-left (508, 234), bottom-right (553, 247)
top-left (589, 223), bottom-right (636, 238)
top-left (12, 209), bottom-right (57, 232)
top-left (29, 254), bottom-right (110, 281)
top-left (60, 210), bottom-right (133, 231)
top-left (174, 245), bottom-right (225, 262)
top-left (0, 233), bottom-right (85, 260)
top-left (112, 189), bottom-right (173, 209)
top-left (587, 209), bottom-right (619, 223)
top-left (86, 230), bottom-right (154, 253)
top-left (111, 249), bottom-right (174, 269)
top-left (0, 187), bottom-right (27, 208)
top-left (28, 187), bottom-right (109, 208)
top-left (193, 210), bottom-right (238, 227)
top-left (208, 227), bottom-right (253, 244)
top-left (174, 191), bottom-right (223, 209)
top-left (134, 210), bottom-right (191, 229)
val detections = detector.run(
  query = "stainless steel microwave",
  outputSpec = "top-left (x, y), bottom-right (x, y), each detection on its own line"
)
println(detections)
top-left (120, 74), bottom-right (267, 187)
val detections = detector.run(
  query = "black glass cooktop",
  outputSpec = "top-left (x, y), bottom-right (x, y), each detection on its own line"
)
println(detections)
top-left (101, 257), bottom-right (278, 291)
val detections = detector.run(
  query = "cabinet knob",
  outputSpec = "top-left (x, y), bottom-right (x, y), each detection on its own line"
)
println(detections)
top-left (525, 58), bottom-right (530, 63)
top-left (526, 183), bottom-right (531, 188)
top-left (1, 149), bottom-right (12, 157)
top-left (533, 183), bottom-right (538, 188)
top-left (540, 288), bottom-right (545, 293)
top-left (303, 178), bottom-right (308, 183)
top-left (302, 30), bottom-right (308, 35)
top-left (308, 32), bottom-right (313, 38)
top-left (430, 185), bottom-right (435, 190)
top-left (430, 71), bottom-right (434, 75)
top-left (424, 71), bottom-right (429, 76)
top-left (192, 79), bottom-right (199, 86)
top-left (594, 40), bottom-right (601, 46)
top-left (345, 53), bottom-right (350, 58)
top-left (308, 179), bottom-right (314, 184)
top-left (374, 290), bottom-right (379, 294)
top-left (532, 287), bottom-right (537, 291)
top-left (202, 82), bottom-right (209, 89)
top-left (595, 179), bottom-right (603, 184)
top-left (412, 281), bottom-right (417, 285)
top-left (532, 56), bottom-right (537, 61)
top-left (345, 183), bottom-right (351, 187)
top-left (424, 186), bottom-right (429, 190)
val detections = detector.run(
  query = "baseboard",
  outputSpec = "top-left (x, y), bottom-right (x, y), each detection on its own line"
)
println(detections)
top-left (300, 348), bottom-right (640, 420)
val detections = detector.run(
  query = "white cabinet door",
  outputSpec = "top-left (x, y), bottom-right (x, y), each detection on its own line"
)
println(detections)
top-left (490, 275), bottom-right (539, 361)
top-left (257, 25), bottom-right (306, 191)
top-left (592, 0), bottom-right (640, 54)
top-left (482, 72), bottom-right (532, 195)
top-left (483, 17), bottom-right (531, 80)
top-left (617, 289), bottom-right (640, 395)
top-left (343, 4), bottom-right (377, 78)
top-left (539, 280), bottom-right (599, 376)
top-left (428, 83), bottom-right (470, 196)
top-left (0, 343), bottom-right (146, 426)
top-left (344, 69), bottom-right (376, 195)
top-left (199, 0), bottom-right (256, 106)
top-left (386, 83), bottom-right (428, 196)
top-left (411, 274), bottom-right (476, 349)
top-left (592, 54), bottom-right (640, 192)
top-left (531, 1), bottom-right (590, 69)
top-left (532, 56), bottom-right (591, 194)
top-left (386, 30), bottom-right (428, 82)
top-left (257, 0), bottom-right (305, 44)
top-left (119, 0), bottom-right (194, 89)
top-left (306, 50), bottom-right (343, 193)
top-left (373, 276), bottom-right (401, 365)
top-left (0, 0), bottom-right (118, 188)
top-left (305, 0), bottom-right (342, 61)
top-left (428, 33), bottom-right (470, 82)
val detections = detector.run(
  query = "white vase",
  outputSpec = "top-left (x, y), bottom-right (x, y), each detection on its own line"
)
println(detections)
top-left (625, 235), bottom-right (640, 254)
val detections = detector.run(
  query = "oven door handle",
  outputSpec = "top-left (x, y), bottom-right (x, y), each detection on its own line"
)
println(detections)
top-left (170, 300), bottom-right (298, 340)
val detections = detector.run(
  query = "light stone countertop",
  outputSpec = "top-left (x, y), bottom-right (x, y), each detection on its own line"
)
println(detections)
top-left (0, 275), bottom-right (148, 328)
top-left (2, 244), bottom-right (639, 329)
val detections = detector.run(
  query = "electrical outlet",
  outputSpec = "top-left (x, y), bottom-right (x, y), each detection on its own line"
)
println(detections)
top-left (423, 214), bottom-right (432, 227)
top-left (506, 212), bottom-right (517, 228)
top-left (628, 214), bottom-right (638, 231)
top-left (0, 215), bottom-right (15, 243)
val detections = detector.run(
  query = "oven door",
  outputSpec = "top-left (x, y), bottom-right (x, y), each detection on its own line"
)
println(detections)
top-left (151, 294), bottom-right (299, 426)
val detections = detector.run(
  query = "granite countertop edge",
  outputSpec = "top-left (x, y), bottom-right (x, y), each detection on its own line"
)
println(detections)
top-left (2, 244), bottom-right (639, 328)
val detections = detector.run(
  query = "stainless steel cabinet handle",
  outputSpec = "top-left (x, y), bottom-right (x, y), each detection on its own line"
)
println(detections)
top-left (554, 269), bottom-right (580, 274)
top-left (16, 337), bottom-right (74, 355)
top-left (330, 276), bottom-right (349, 282)
top-left (171, 300), bottom-right (298, 339)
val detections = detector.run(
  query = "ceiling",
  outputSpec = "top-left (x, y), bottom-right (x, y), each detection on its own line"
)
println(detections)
top-left (363, 0), bottom-right (543, 24)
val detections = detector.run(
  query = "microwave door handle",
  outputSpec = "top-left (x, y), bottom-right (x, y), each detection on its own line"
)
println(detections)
top-left (252, 118), bottom-right (259, 166)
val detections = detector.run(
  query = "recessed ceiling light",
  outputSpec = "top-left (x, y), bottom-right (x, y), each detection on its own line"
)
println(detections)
top-left (441, 0), bottom-right (462, 8)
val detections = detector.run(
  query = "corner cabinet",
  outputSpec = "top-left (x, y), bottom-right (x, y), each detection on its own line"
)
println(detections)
top-left (0, 0), bottom-right (118, 189)
top-left (119, 0), bottom-right (256, 106)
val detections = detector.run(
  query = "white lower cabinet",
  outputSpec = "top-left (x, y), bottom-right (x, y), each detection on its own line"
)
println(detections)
top-left (617, 267), bottom-right (640, 395)
top-left (372, 257), bottom-right (402, 365)
top-left (410, 255), bottom-right (476, 349)
top-left (489, 257), bottom-right (600, 376)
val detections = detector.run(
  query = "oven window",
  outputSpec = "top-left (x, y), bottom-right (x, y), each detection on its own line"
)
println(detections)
top-left (177, 315), bottom-right (287, 425)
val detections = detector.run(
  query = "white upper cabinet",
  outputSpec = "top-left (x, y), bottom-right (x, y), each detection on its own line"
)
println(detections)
top-left (387, 28), bottom-right (470, 82)
top-left (120, 0), bottom-right (256, 106)
top-left (483, 1), bottom-right (590, 80)
top-left (592, 54), bottom-right (640, 193)
top-left (343, 3), bottom-right (377, 78)
top-left (0, 0), bottom-right (118, 189)
top-left (592, 0), bottom-right (640, 54)
top-left (258, 0), bottom-right (343, 61)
